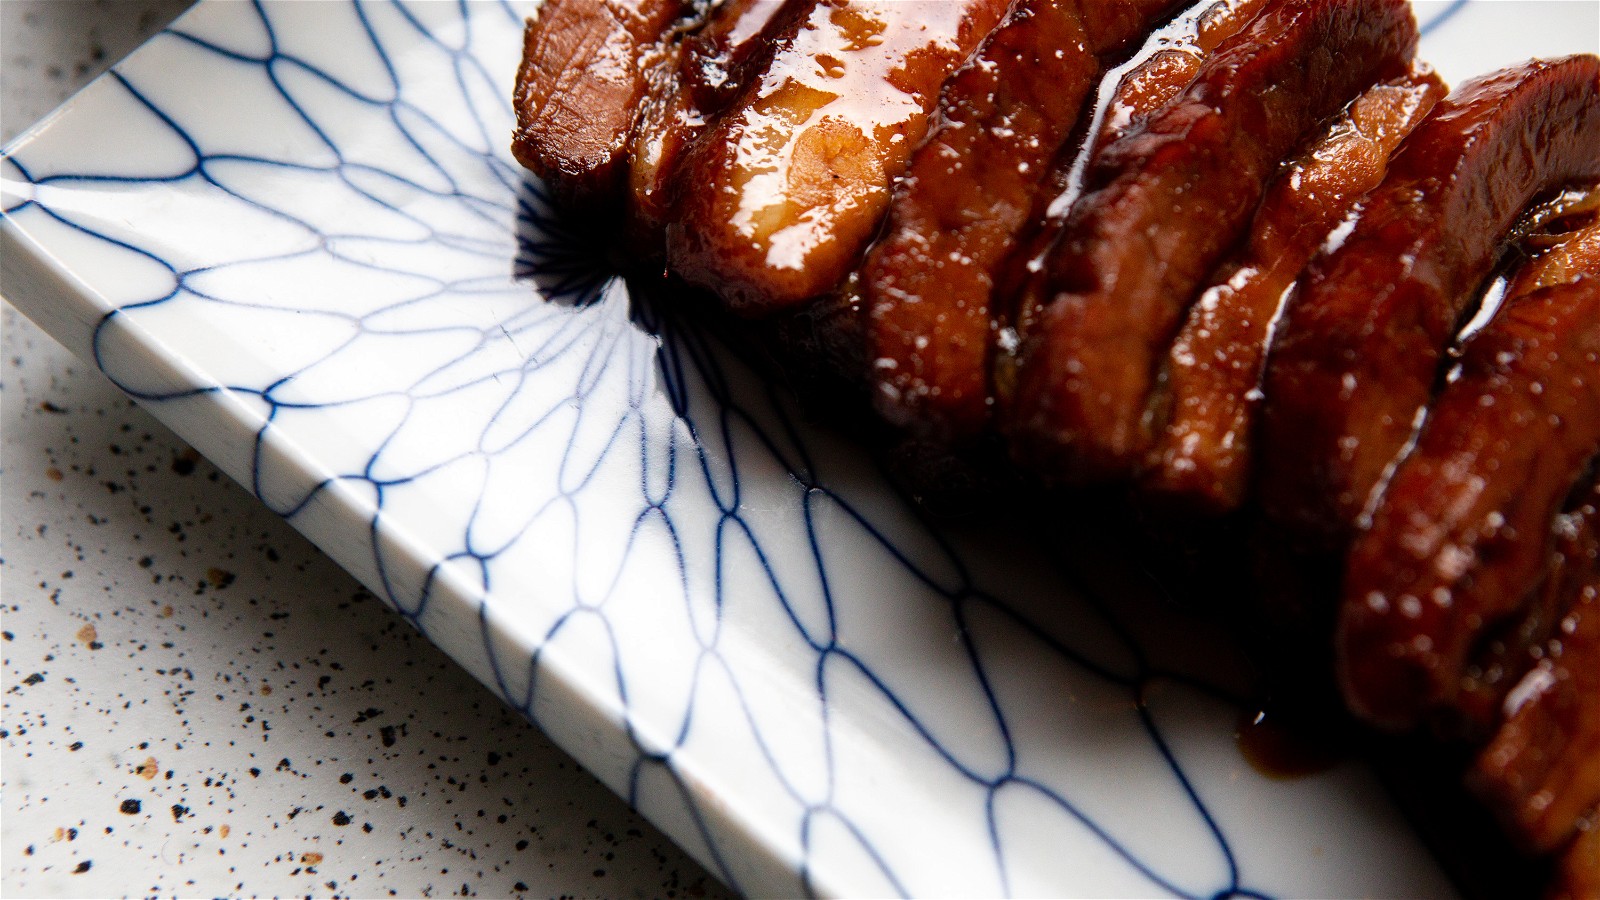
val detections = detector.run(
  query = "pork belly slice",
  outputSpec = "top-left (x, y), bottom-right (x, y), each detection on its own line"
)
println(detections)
top-left (864, 0), bottom-right (1247, 443)
top-left (1004, 0), bottom-right (1419, 486)
top-left (666, 0), bottom-right (1011, 316)
top-left (627, 0), bottom-right (795, 248)
top-left (1445, 192), bottom-right (1600, 738)
top-left (1257, 55), bottom-right (1600, 548)
top-left (1141, 65), bottom-right (1445, 515)
top-left (1081, 0), bottom-right (1275, 179)
top-left (990, 0), bottom-right (1278, 397)
top-left (1466, 470), bottom-right (1599, 858)
top-left (512, 0), bottom-right (702, 209)
top-left (860, 0), bottom-right (1100, 440)
top-left (1337, 272), bottom-right (1600, 732)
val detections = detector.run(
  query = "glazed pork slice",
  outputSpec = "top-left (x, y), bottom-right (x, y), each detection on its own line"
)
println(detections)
top-left (666, 0), bottom-right (1012, 316)
top-left (859, 0), bottom-right (1098, 440)
top-left (1337, 199), bottom-right (1600, 734)
top-left (1336, 271), bottom-right (1600, 732)
top-left (1447, 189), bottom-right (1600, 737)
top-left (1467, 472), bottom-right (1599, 858)
top-left (1257, 55), bottom-right (1600, 548)
top-left (989, 0), bottom-right (1279, 399)
top-left (512, 0), bottom-right (701, 209)
top-left (862, 0), bottom-right (1244, 443)
top-left (627, 0), bottom-right (795, 247)
top-left (1077, 0), bottom-right (1275, 191)
top-left (1141, 65), bottom-right (1445, 515)
top-left (1456, 478), bottom-right (1600, 742)
top-left (1003, 0), bottom-right (1419, 486)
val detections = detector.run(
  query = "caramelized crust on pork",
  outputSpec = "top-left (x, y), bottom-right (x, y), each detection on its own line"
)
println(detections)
top-left (1258, 55), bottom-right (1600, 547)
top-left (667, 0), bottom-right (1012, 315)
top-left (627, 0), bottom-right (794, 247)
top-left (864, 0), bottom-right (1260, 443)
top-left (1089, 0), bottom-right (1274, 156)
top-left (861, 0), bottom-right (1100, 439)
top-left (1556, 823), bottom-right (1600, 900)
top-left (1466, 473), bottom-right (1599, 856)
top-left (1451, 194), bottom-right (1600, 737)
top-left (511, 5), bottom-right (1600, 884)
top-left (993, 0), bottom-right (1277, 362)
top-left (1005, 0), bottom-right (1418, 485)
top-left (1337, 275), bottom-right (1600, 731)
top-left (1142, 66), bottom-right (1445, 515)
top-left (512, 0), bottom-right (695, 209)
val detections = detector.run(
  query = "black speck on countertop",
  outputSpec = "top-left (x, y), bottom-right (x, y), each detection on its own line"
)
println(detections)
top-left (0, 3), bottom-right (727, 898)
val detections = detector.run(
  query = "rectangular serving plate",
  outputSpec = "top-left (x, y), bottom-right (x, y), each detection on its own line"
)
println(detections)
top-left (3, 1), bottom-right (1594, 895)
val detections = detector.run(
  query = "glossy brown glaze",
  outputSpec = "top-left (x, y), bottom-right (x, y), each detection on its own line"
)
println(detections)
top-left (1468, 560), bottom-right (1599, 855)
top-left (1451, 197), bottom-right (1600, 738)
top-left (1072, 0), bottom-right (1205, 56)
top-left (1555, 823), bottom-right (1600, 900)
top-left (666, 0), bottom-right (1011, 316)
top-left (863, 0), bottom-right (1244, 444)
top-left (627, 0), bottom-right (795, 247)
top-left (1233, 708), bottom-right (1350, 780)
top-left (1142, 67), bottom-right (1445, 515)
top-left (1088, 0), bottom-right (1272, 158)
top-left (512, 0), bottom-right (694, 209)
top-left (1506, 187), bottom-right (1600, 299)
top-left (1004, 0), bottom-right (1418, 486)
top-left (860, 0), bottom-right (1097, 439)
top-left (1337, 276), bottom-right (1600, 732)
top-left (1002, 0), bottom-right (1274, 334)
top-left (1258, 55), bottom-right (1600, 547)
top-left (680, 0), bottom-right (796, 110)
top-left (1456, 473), bottom-right (1600, 742)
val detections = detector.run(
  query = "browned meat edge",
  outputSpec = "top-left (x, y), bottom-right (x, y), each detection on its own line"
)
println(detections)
top-left (665, 0), bottom-right (1013, 315)
top-left (512, 0), bottom-right (698, 209)
top-left (1004, 0), bottom-right (1418, 486)
top-left (1257, 55), bottom-right (1600, 548)
top-left (1141, 65), bottom-right (1445, 515)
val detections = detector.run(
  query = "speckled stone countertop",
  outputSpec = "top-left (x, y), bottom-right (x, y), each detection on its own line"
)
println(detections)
top-left (1, 3), bottom-right (730, 897)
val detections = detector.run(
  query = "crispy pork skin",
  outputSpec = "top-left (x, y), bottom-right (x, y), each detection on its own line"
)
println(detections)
top-left (1258, 56), bottom-right (1600, 548)
top-left (1005, 0), bottom-right (1418, 486)
top-left (666, 0), bottom-right (1011, 316)
top-left (1142, 66), bottom-right (1445, 515)
top-left (513, 0), bottom-right (696, 209)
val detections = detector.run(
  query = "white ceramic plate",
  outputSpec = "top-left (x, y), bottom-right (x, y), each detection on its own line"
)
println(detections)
top-left (4, 2), bottom-right (1595, 895)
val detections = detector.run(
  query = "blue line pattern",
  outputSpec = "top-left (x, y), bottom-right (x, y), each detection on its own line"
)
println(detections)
top-left (1, 2), bottom-right (1470, 896)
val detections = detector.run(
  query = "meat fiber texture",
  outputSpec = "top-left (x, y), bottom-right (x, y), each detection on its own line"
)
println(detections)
top-left (511, 0), bottom-right (1600, 887)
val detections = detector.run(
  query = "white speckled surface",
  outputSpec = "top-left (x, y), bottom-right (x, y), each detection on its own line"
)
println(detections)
top-left (6, 2), bottom-right (1596, 898)
top-left (1, 3), bottom-right (728, 897)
